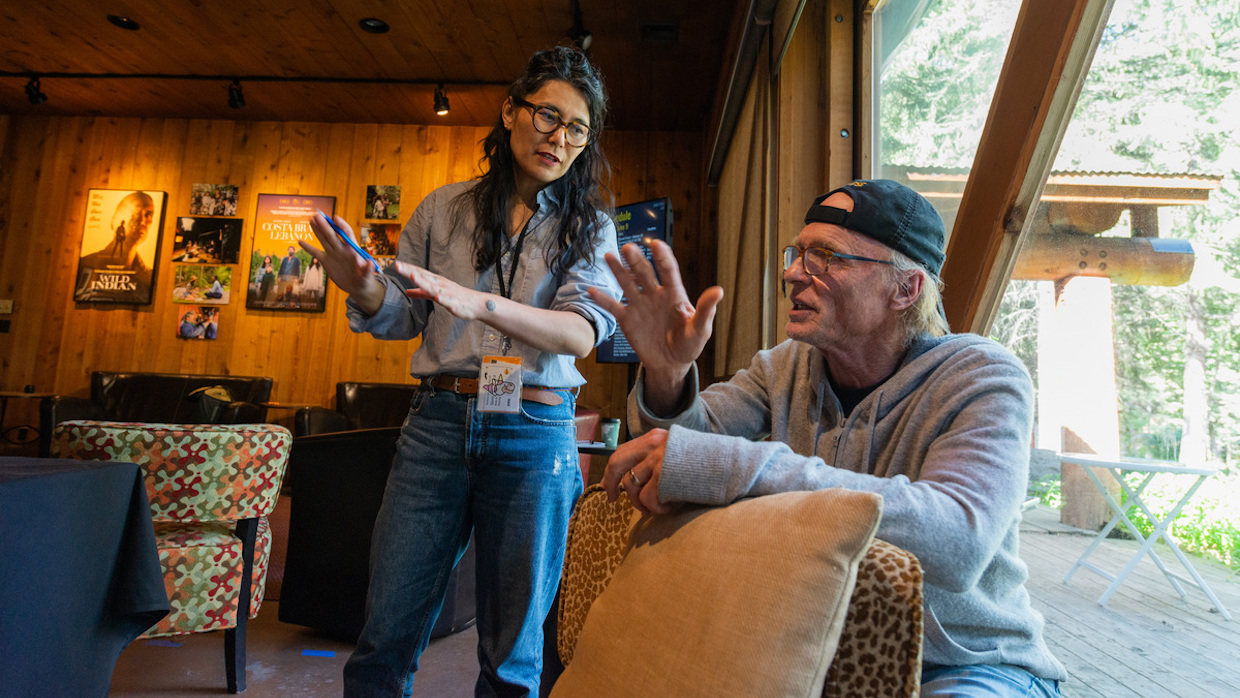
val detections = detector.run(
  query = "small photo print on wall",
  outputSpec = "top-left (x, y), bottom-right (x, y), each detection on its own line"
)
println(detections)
top-left (174, 216), bottom-right (243, 264)
top-left (360, 223), bottom-right (400, 259)
top-left (190, 183), bottom-right (240, 216)
top-left (73, 189), bottom-right (167, 305)
top-left (246, 193), bottom-right (334, 312)
top-left (176, 306), bottom-right (220, 340)
top-left (366, 185), bottom-right (401, 220)
top-left (172, 264), bottom-right (231, 305)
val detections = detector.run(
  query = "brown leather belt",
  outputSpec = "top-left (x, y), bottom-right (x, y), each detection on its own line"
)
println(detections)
top-left (425, 374), bottom-right (564, 406)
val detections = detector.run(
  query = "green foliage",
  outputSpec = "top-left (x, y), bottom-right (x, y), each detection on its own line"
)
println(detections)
top-left (1029, 474), bottom-right (1063, 509)
top-left (879, 0), bottom-right (1023, 169)
top-left (989, 279), bottom-right (1040, 386)
top-left (1117, 469), bottom-right (1240, 571)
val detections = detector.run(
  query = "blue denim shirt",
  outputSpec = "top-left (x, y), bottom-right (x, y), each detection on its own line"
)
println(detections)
top-left (346, 180), bottom-right (621, 388)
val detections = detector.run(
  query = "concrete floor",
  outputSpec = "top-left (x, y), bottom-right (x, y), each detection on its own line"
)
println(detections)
top-left (108, 602), bottom-right (480, 697)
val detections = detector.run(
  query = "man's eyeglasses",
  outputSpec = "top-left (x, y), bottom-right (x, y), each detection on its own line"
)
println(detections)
top-left (512, 97), bottom-right (594, 147)
top-left (782, 246), bottom-right (894, 276)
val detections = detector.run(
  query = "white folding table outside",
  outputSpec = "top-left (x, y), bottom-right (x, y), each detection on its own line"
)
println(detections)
top-left (1057, 452), bottom-right (1231, 621)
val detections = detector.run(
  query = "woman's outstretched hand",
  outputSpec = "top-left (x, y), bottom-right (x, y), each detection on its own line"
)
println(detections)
top-left (393, 260), bottom-right (485, 320)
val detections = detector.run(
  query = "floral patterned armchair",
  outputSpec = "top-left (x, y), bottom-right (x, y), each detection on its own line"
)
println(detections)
top-left (51, 420), bottom-right (291, 694)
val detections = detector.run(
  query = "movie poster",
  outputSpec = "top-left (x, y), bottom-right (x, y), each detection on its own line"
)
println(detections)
top-left (173, 216), bottom-right (243, 264)
top-left (246, 193), bottom-right (334, 311)
top-left (73, 189), bottom-right (167, 304)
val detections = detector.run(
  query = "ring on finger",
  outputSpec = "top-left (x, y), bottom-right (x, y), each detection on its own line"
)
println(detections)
top-left (627, 469), bottom-right (643, 487)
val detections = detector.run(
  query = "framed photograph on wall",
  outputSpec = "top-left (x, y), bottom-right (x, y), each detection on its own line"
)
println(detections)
top-left (173, 216), bottom-right (243, 264)
top-left (246, 193), bottom-right (334, 312)
top-left (176, 306), bottom-right (221, 340)
top-left (172, 264), bottom-right (231, 305)
top-left (366, 185), bottom-right (400, 220)
top-left (360, 222), bottom-right (401, 259)
top-left (190, 183), bottom-right (240, 216)
top-left (73, 188), bottom-right (167, 304)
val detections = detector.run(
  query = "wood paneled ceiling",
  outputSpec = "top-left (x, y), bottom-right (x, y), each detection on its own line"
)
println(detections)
top-left (0, 0), bottom-right (738, 132)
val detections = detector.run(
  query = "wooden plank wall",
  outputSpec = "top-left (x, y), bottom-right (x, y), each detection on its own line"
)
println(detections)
top-left (0, 114), bottom-right (706, 433)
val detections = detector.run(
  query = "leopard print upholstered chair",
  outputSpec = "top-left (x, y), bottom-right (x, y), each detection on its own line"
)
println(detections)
top-left (557, 484), bottom-right (924, 698)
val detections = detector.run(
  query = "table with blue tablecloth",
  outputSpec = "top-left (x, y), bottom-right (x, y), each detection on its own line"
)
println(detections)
top-left (0, 457), bottom-right (169, 697)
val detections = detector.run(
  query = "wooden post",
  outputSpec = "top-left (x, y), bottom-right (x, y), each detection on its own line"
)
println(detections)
top-left (1039, 276), bottom-right (1120, 529)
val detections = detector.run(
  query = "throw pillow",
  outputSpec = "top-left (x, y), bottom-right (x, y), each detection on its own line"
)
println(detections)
top-left (549, 488), bottom-right (882, 698)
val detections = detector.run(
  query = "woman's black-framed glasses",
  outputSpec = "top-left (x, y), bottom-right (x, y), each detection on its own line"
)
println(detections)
top-left (782, 246), bottom-right (894, 276)
top-left (511, 97), bottom-right (593, 147)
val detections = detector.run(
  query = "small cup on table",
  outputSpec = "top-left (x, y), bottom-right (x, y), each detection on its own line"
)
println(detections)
top-left (599, 418), bottom-right (621, 449)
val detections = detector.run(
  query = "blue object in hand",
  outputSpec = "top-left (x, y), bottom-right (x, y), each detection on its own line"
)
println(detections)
top-left (317, 210), bottom-right (382, 273)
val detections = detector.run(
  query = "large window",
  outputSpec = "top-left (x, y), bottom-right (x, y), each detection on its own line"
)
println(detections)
top-left (871, 0), bottom-right (1024, 233)
top-left (996, 0), bottom-right (1240, 466)
top-left (872, 0), bottom-right (1239, 467)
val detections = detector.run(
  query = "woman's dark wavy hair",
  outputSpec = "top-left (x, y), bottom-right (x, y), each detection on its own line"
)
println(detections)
top-left (458, 46), bottom-right (612, 275)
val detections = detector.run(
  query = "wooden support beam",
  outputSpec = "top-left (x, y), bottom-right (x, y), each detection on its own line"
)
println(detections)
top-left (939, 0), bottom-right (1114, 334)
top-left (1013, 234), bottom-right (1195, 286)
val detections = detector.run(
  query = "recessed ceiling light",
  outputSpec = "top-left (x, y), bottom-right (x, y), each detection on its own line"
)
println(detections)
top-left (358, 17), bottom-right (390, 34)
top-left (106, 15), bottom-right (141, 31)
top-left (641, 22), bottom-right (679, 45)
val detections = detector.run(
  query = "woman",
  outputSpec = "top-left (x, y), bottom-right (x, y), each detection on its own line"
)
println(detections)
top-left (301, 256), bottom-right (325, 301)
top-left (205, 275), bottom-right (225, 300)
top-left (257, 255), bottom-right (275, 299)
top-left (302, 46), bottom-right (620, 696)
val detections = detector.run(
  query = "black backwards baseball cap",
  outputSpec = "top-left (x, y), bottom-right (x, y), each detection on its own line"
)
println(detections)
top-left (804, 179), bottom-right (946, 278)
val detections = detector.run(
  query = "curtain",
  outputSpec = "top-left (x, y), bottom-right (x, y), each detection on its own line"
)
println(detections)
top-left (714, 60), bottom-right (771, 375)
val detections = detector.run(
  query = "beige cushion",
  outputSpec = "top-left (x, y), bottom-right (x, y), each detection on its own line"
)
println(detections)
top-left (550, 488), bottom-right (882, 698)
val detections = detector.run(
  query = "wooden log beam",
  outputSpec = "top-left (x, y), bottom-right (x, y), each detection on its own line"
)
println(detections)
top-left (940, 0), bottom-right (1114, 334)
top-left (1013, 234), bottom-right (1195, 286)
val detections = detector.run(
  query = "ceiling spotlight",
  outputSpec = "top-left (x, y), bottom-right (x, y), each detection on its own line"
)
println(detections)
top-left (358, 17), bottom-right (390, 34)
top-left (568, 0), bottom-right (593, 51)
top-left (106, 15), bottom-right (141, 31)
top-left (434, 84), bottom-right (449, 116)
top-left (227, 79), bottom-right (245, 109)
top-left (25, 77), bottom-right (47, 105)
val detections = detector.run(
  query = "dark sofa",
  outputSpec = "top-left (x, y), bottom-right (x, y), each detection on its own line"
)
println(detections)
top-left (278, 427), bottom-right (478, 641)
top-left (282, 381), bottom-right (478, 641)
top-left (293, 381), bottom-right (418, 437)
top-left (38, 371), bottom-right (272, 457)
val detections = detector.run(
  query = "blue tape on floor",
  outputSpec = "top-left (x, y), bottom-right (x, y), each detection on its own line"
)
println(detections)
top-left (301, 649), bottom-right (335, 657)
top-left (144, 640), bottom-right (183, 647)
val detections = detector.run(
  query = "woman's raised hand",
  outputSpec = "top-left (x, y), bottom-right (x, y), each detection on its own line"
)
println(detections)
top-left (301, 213), bottom-right (384, 312)
top-left (302, 213), bottom-right (375, 294)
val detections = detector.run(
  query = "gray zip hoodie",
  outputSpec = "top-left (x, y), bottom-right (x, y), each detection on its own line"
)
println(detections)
top-left (629, 333), bottom-right (1067, 681)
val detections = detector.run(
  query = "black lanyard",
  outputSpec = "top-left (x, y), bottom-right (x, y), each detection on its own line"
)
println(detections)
top-left (496, 207), bottom-right (538, 300)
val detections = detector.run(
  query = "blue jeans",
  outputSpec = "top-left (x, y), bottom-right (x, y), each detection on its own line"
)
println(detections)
top-left (343, 387), bottom-right (583, 697)
top-left (922, 664), bottom-right (1062, 697)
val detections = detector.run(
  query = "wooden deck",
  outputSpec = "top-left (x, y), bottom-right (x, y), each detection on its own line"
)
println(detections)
top-left (1020, 505), bottom-right (1240, 697)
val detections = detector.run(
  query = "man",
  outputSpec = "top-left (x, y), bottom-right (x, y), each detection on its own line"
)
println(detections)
top-left (277, 245), bottom-right (302, 303)
top-left (178, 310), bottom-right (204, 339)
top-left (587, 179), bottom-right (1066, 697)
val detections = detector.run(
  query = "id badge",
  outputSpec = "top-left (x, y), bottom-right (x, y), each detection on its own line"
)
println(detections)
top-left (478, 355), bottom-right (523, 413)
